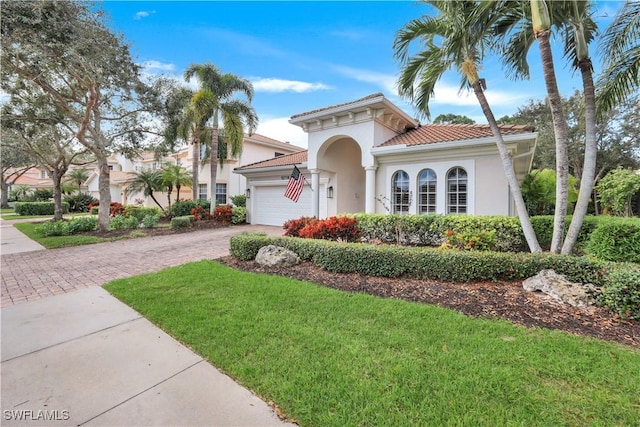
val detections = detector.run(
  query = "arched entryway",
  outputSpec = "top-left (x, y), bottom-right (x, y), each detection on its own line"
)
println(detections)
top-left (317, 136), bottom-right (365, 217)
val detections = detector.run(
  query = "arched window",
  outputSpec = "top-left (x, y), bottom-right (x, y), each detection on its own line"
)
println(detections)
top-left (392, 170), bottom-right (410, 213)
top-left (418, 169), bottom-right (437, 214)
top-left (447, 167), bottom-right (467, 214)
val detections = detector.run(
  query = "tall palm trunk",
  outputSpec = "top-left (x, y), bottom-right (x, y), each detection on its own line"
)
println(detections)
top-left (210, 113), bottom-right (219, 214)
top-left (472, 82), bottom-right (542, 253)
top-left (562, 62), bottom-right (597, 254)
top-left (191, 138), bottom-right (199, 201)
top-left (532, 0), bottom-right (570, 253)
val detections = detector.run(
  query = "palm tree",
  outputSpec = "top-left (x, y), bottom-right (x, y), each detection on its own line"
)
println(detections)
top-left (163, 86), bottom-right (209, 201)
top-left (65, 167), bottom-right (89, 193)
top-left (393, 0), bottom-right (542, 253)
top-left (597, 1), bottom-right (640, 116)
top-left (492, 1), bottom-right (599, 254)
top-left (126, 169), bottom-right (164, 210)
top-left (162, 163), bottom-right (192, 205)
top-left (184, 63), bottom-right (258, 214)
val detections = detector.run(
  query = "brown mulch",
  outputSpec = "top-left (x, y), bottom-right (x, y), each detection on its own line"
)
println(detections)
top-left (217, 256), bottom-right (640, 349)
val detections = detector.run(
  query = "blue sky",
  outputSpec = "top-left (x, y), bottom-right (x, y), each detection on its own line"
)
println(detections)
top-left (101, 1), bottom-right (624, 148)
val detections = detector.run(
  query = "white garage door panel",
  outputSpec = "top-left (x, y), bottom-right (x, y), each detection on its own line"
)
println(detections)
top-left (253, 186), bottom-right (312, 226)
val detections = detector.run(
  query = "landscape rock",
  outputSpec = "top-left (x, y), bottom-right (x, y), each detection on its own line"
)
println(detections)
top-left (523, 269), bottom-right (597, 309)
top-left (255, 245), bottom-right (300, 268)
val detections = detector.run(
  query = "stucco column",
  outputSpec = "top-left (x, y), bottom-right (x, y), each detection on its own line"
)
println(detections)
top-left (365, 165), bottom-right (377, 214)
top-left (310, 169), bottom-right (320, 218)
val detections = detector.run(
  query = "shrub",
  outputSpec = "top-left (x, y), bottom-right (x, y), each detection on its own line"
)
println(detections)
top-left (90, 206), bottom-right (99, 215)
top-left (33, 189), bottom-right (53, 201)
top-left (110, 214), bottom-right (139, 230)
top-left (230, 194), bottom-right (246, 207)
top-left (191, 205), bottom-right (213, 221)
top-left (124, 206), bottom-right (161, 221)
top-left (298, 216), bottom-right (360, 242)
top-left (229, 232), bottom-right (272, 260)
top-left (231, 206), bottom-right (247, 224)
top-left (587, 219), bottom-right (640, 263)
top-left (14, 202), bottom-right (70, 216)
top-left (598, 267), bottom-right (640, 320)
top-left (283, 217), bottom-right (318, 237)
top-left (441, 229), bottom-right (496, 251)
top-left (170, 215), bottom-right (193, 229)
top-left (36, 221), bottom-right (70, 237)
top-left (67, 216), bottom-right (98, 233)
top-left (63, 193), bottom-right (97, 212)
top-left (213, 205), bottom-right (233, 223)
top-left (141, 214), bottom-right (161, 229)
top-left (171, 200), bottom-right (197, 217)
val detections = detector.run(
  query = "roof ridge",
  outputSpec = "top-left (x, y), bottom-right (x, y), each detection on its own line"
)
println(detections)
top-left (290, 93), bottom-right (384, 119)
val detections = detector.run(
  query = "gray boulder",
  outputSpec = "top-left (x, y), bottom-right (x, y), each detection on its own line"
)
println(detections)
top-left (255, 245), bottom-right (300, 268)
top-left (523, 269), bottom-right (598, 309)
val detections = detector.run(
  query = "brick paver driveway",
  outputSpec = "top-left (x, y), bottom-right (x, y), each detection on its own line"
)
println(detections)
top-left (1, 225), bottom-right (281, 307)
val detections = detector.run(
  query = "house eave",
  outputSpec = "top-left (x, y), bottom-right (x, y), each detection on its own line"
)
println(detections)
top-left (233, 163), bottom-right (308, 175)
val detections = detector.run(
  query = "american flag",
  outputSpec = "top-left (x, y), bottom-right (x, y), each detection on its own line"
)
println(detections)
top-left (284, 165), bottom-right (307, 203)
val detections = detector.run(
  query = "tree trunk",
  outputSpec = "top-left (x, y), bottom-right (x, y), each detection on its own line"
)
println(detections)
top-left (176, 184), bottom-right (181, 202)
top-left (97, 155), bottom-right (111, 232)
top-left (192, 140), bottom-right (199, 201)
top-left (473, 82), bottom-right (542, 253)
top-left (210, 117), bottom-right (219, 214)
top-left (537, 31), bottom-right (570, 253)
top-left (149, 190), bottom-right (164, 210)
top-left (51, 171), bottom-right (65, 221)
top-left (562, 63), bottom-right (597, 254)
top-left (1, 177), bottom-right (9, 209)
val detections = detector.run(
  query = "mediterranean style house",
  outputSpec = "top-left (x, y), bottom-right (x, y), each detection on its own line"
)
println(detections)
top-left (235, 93), bottom-right (538, 226)
top-left (82, 133), bottom-right (304, 208)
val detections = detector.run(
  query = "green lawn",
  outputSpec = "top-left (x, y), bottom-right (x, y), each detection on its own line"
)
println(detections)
top-left (105, 260), bottom-right (640, 426)
top-left (13, 221), bottom-right (143, 249)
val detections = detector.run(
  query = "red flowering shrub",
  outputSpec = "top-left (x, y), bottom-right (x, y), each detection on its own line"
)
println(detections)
top-left (298, 216), bottom-right (359, 242)
top-left (109, 202), bottom-right (125, 217)
top-left (283, 217), bottom-right (318, 237)
top-left (213, 205), bottom-right (233, 223)
top-left (191, 205), bottom-right (213, 221)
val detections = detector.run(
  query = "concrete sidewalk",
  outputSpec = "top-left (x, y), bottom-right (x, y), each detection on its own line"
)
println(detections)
top-left (0, 220), bottom-right (45, 255)
top-left (1, 222), bottom-right (293, 426)
top-left (1, 285), bottom-right (293, 426)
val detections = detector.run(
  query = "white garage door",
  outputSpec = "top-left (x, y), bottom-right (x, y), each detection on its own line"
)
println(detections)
top-left (252, 185), bottom-right (313, 226)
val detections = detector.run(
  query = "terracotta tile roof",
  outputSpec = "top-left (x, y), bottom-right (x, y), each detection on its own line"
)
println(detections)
top-left (235, 151), bottom-right (308, 170)
top-left (380, 124), bottom-right (535, 147)
top-left (110, 171), bottom-right (137, 182)
top-left (247, 133), bottom-right (305, 150)
top-left (290, 93), bottom-right (384, 119)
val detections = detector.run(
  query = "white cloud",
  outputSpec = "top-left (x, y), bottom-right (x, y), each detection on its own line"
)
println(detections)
top-left (140, 60), bottom-right (175, 73)
top-left (332, 65), bottom-right (397, 94)
top-left (134, 10), bottom-right (155, 20)
top-left (430, 81), bottom-right (527, 108)
top-left (251, 78), bottom-right (331, 93)
top-left (256, 117), bottom-right (308, 149)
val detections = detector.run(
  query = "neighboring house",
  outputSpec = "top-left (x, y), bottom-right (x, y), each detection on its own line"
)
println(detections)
top-left (235, 93), bottom-right (537, 226)
top-left (84, 134), bottom-right (304, 208)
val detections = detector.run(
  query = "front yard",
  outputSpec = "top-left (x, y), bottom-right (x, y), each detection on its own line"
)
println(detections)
top-left (105, 260), bottom-right (640, 426)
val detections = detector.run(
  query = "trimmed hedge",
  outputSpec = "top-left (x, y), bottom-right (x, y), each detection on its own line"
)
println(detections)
top-left (586, 220), bottom-right (640, 264)
top-left (124, 206), bottom-right (161, 221)
top-left (230, 233), bottom-right (640, 319)
top-left (170, 215), bottom-right (193, 229)
top-left (36, 216), bottom-right (97, 236)
top-left (14, 202), bottom-right (69, 216)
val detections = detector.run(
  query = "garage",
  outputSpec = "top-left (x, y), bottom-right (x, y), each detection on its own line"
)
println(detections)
top-left (250, 184), bottom-right (314, 226)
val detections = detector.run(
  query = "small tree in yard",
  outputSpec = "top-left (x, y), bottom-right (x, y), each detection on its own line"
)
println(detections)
top-left (596, 168), bottom-right (640, 217)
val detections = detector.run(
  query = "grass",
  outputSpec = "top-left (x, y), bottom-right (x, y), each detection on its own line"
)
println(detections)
top-left (105, 260), bottom-right (640, 426)
top-left (13, 221), bottom-right (142, 249)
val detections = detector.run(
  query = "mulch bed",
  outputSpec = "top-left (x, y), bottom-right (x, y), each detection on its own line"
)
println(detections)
top-left (217, 256), bottom-right (640, 349)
